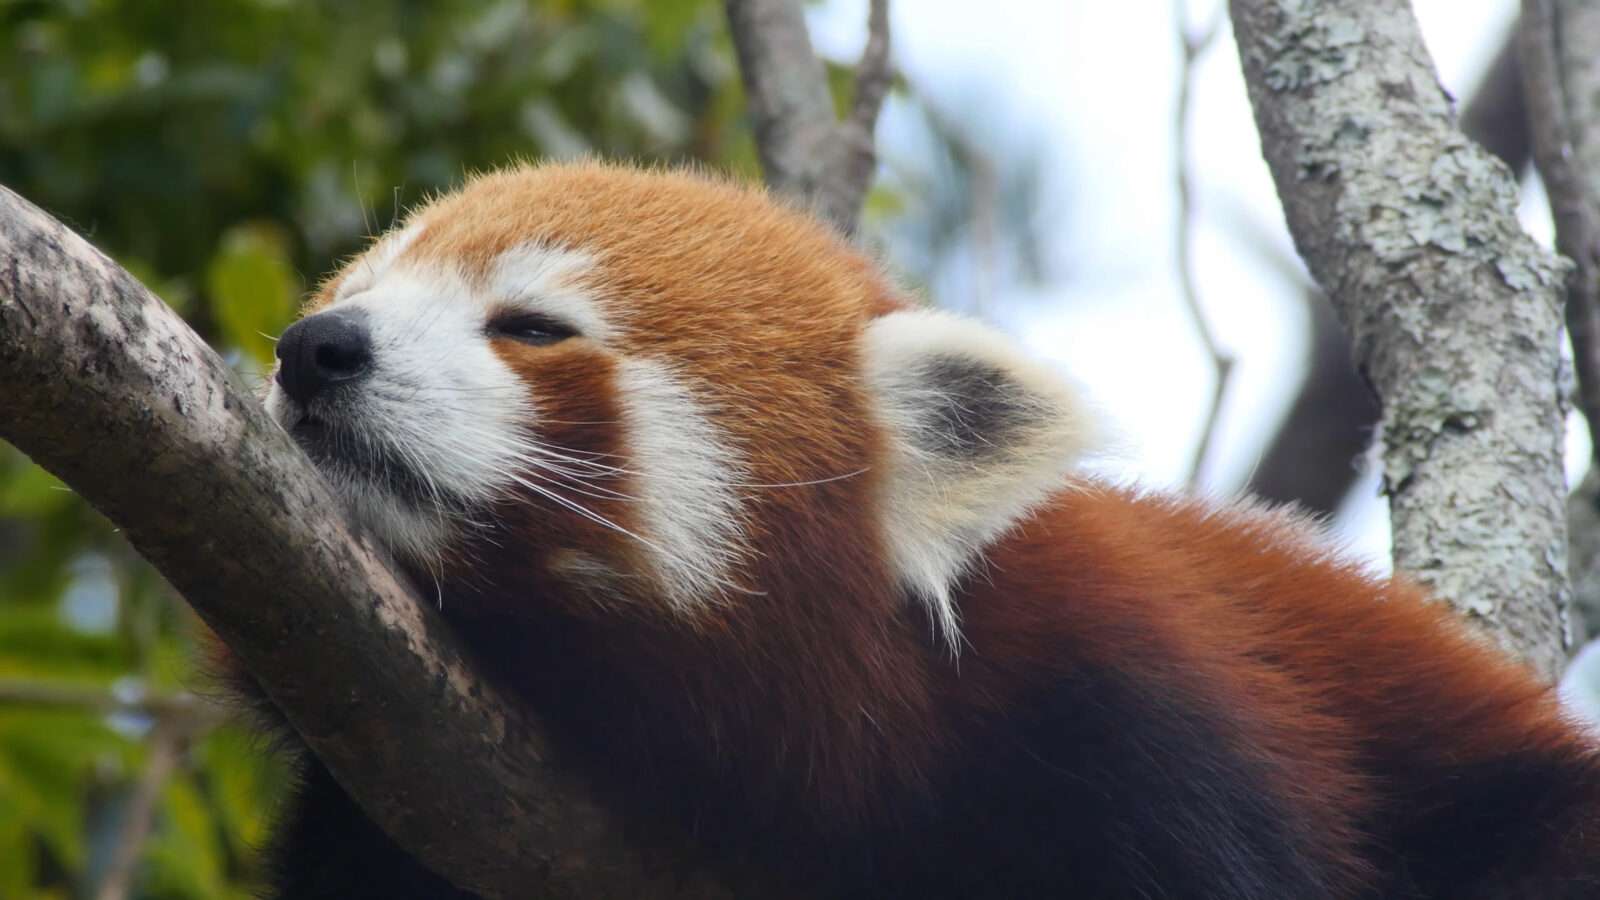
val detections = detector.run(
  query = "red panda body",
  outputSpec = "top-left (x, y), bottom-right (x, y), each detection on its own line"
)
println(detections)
top-left (247, 162), bottom-right (1600, 899)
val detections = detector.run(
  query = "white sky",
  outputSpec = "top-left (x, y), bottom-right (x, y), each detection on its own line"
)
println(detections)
top-left (813, 0), bottom-right (1570, 570)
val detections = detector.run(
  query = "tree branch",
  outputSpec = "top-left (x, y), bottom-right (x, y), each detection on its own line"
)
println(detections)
top-left (92, 722), bottom-right (184, 900)
top-left (1569, 469), bottom-right (1600, 642)
top-left (1245, 21), bottom-right (1529, 517)
top-left (0, 679), bottom-right (221, 725)
top-left (0, 185), bottom-right (728, 899)
top-left (0, 681), bottom-right (217, 900)
top-left (1231, 0), bottom-right (1574, 678)
top-left (725, 0), bottom-right (891, 235)
top-left (1523, 0), bottom-right (1600, 457)
top-left (1173, 0), bottom-right (1234, 486)
top-left (1521, 0), bottom-right (1600, 649)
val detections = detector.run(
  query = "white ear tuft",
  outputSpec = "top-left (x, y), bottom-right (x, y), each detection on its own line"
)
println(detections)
top-left (863, 310), bottom-right (1099, 648)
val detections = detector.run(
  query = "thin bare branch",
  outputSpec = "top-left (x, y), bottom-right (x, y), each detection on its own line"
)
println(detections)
top-left (1174, 0), bottom-right (1234, 486)
top-left (1522, 0), bottom-right (1600, 463)
top-left (971, 152), bottom-right (999, 316)
top-left (91, 724), bottom-right (184, 900)
top-left (1521, 0), bottom-right (1600, 653)
top-left (0, 679), bottom-right (222, 725)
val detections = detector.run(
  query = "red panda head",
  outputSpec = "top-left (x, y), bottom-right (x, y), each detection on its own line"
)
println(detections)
top-left (265, 162), bottom-right (1095, 642)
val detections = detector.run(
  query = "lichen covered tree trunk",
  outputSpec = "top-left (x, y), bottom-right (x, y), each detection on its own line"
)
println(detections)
top-left (1231, 0), bottom-right (1573, 678)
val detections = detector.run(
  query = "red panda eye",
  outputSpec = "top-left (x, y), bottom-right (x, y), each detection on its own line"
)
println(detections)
top-left (486, 312), bottom-right (579, 346)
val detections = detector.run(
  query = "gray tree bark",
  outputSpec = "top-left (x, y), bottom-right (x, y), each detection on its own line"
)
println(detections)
top-left (1246, 22), bottom-right (1529, 517)
top-left (1523, 0), bottom-right (1600, 639)
top-left (0, 186), bottom-right (728, 900)
top-left (725, 0), bottom-right (890, 235)
top-left (1231, 0), bottom-right (1574, 679)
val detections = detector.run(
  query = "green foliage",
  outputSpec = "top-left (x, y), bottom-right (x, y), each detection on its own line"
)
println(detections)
top-left (0, 0), bottom-right (746, 895)
top-left (206, 223), bottom-right (301, 364)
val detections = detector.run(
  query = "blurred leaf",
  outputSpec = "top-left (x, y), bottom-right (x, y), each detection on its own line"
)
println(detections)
top-left (0, 607), bottom-right (132, 680)
top-left (145, 774), bottom-right (226, 900)
top-left (863, 183), bottom-right (907, 221)
top-left (0, 709), bottom-right (132, 877)
top-left (0, 0), bottom-right (752, 895)
top-left (205, 223), bottom-right (300, 364)
top-left (0, 461), bottom-right (72, 519)
top-left (642, 0), bottom-right (713, 57)
top-left (198, 726), bottom-right (290, 861)
top-left (0, 818), bottom-right (33, 900)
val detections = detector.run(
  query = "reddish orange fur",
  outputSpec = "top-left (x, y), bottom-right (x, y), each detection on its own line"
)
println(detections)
top-left (954, 487), bottom-right (1575, 890)
top-left (252, 162), bottom-right (1600, 898)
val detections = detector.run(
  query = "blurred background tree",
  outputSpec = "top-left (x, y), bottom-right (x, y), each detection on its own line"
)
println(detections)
top-left (0, 0), bottom-right (1058, 894)
top-left (0, 1), bottom-right (756, 895)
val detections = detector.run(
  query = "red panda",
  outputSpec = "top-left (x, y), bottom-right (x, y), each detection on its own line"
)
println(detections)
top-left (241, 160), bottom-right (1600, 899)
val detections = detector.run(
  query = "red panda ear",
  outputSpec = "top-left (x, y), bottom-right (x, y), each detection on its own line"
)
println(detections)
top-left (862, 309), bottom-right (1099, 645)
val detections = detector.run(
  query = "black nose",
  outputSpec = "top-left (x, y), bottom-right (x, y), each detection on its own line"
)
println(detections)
top-left (275, 309), bottom-right (373, 405)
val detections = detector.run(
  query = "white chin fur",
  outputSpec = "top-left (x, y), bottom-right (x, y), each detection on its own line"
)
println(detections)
top-left (338, 266), bottom-right (532, 563)
top-left (330, 466), bottom-right (456, 565)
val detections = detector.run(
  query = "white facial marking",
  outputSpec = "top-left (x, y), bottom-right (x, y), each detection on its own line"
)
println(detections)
top-left (490, 243), bottom-right (614, 342)
top-left (613, 358), bottom-right (751, 611)
top-left (337, 265), bottom-right (531, 496)
top-left (266, 241), bottom-right (612, 566)
top-left (864, 310), bottom-right (1099, 650)
top-left (334, 222), bottom-right (424, 303)
top-left (269, 235), bottom-right (748, 617)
